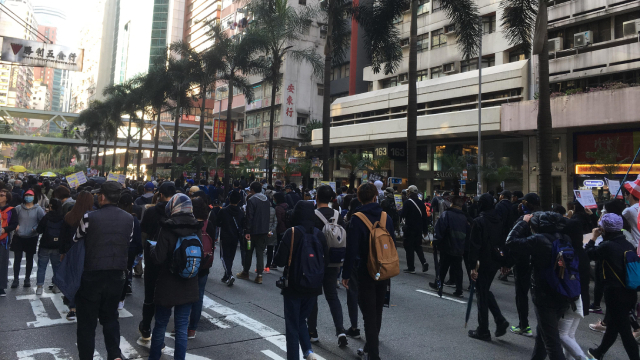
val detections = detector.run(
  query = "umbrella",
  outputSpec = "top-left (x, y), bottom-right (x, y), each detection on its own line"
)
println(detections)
top-left (41, 172), bottom-right (56, 177)
top-left (9, 165), bottom-right (27, 173)
top-left (431, 241), bottom-right (442, 297)
top-left (465, 261), bottom-right (480, 328)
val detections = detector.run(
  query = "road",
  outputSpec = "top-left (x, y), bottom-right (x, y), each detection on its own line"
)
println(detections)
top-left (0, 246), bottom-right (630, 360)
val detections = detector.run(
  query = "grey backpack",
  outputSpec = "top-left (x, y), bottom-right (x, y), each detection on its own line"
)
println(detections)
top-left (315, 209), bottom-right (347, 267)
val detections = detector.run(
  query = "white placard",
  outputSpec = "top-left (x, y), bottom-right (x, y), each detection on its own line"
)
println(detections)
top-left (605, 178), bottom-right (622, 199)
top-left (574, 190), bottom-right (597, 209)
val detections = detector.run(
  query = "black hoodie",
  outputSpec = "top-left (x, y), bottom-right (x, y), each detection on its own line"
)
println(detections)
top-left (36, 211), bottom-right (64, 249)
top-left (467, 193), bottom-right (504, 269)
top-left (140, 201), bottom-right (169, 267)
top-left (216, 204), bottom-right (245, 243)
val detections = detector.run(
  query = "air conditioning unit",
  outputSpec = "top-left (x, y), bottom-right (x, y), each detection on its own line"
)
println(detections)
top-left (444, 24), bottom-right (456, 35)
top-left (623, 19), bottom-right (640, 38)
top-left (574, 31), bottom-right (593, 47)
top-left (242, 129), bottom-right (252, 137)
top-left (548, 37), bottom-right (563, 53)
top-left (298, 125), bottom-right (308, 135)
top-left (320, 25), bottom-right (328, 32)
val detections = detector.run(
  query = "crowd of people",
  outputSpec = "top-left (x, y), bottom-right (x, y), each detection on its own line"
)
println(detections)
top-left (1, 172), bottom-right (640, 360)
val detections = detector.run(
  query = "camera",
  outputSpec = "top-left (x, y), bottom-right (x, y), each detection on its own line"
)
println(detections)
top-left (276, 276), bottom-right (288, 289)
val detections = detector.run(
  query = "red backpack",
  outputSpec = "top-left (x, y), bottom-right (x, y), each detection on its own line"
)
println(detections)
top-left (200, 220), bottom-right (215, 270)
top-left (1, 207), bottom-right (14, 242)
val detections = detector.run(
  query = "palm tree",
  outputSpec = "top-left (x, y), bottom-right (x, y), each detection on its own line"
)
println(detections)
top-left (320, 0), bottom-right (352, 181)
top-left (116, 75), bottom-right (148, 178)
top-left (76, 100), bottom-right (108, 170)
top-left (500, 0), bottom-right (552, 209)
top-left (368, 155), bottom-right (390, 176)
top-left (339, 151), bottom-right (371, 189)
top-left (297, 158), bottom-right (322, 190)
top-left (245, 0), bottom-right (324, 184)
top-left (355, 0), bottom-right (482, 185)
top-left (272, 158), bottom-right (298, 185)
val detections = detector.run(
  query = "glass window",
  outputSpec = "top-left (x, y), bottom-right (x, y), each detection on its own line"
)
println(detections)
top-left (299, 0), bottom-right (306, 5)
top-left (417, 0), bottom-right (430, 15)
top-left (417, 70), bottom-right (428, 82)
top-left (432, 0), bottom-right (442, 13)
top-left (549, 17), bottom-right (612, 47)
top-left (482, 15), bottom-right (496, 34)
top-left (431, 67), bottom-right (444, 79)
top-left (461, 59), bottom-right (478, 73)
top-left (382, 77), bottom-right (398, 88)
top-left (431, 28), bottom-right (446, 49)
top-left (343, 63), bottom-right (350, 78)
top-left (417, 34), bottom-right (428, 52)
top-left (509, 50), bottom-right (529, 63)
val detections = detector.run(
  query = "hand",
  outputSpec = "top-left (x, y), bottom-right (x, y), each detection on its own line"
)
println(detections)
top-left (341, 279), bottom-right (349, 289)
top-left (591, 227), bottom-right (603, 240)
top-left (523, 214), bottom-right (533, 223)
top-left (59, 254), bottom-right (65, 262)
top-left (245, 234), bottom-right (251, 240)
top-left (470, 269), bottom-right (478, 281)
top-left (501, 267), bottom-right (510, 276)
top-left (585, 208), bottom-right (593, 215)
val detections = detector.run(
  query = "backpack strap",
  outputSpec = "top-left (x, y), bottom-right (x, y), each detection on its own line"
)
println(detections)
top-left (379, 212), bottom-right (387, 230)
top-left (354, 212), bottom-right (374, 231)
top-left (603, 260), bottom-right (626, 287)
top-left (287, 227), bottom-right (295, 281)
top-left (314, 209), bottom-right (330, 226)
top-left (410, 199), bottom-right (422, 217)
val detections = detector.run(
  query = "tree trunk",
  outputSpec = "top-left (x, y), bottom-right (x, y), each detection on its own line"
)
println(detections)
top-left (101, 136), bottom-right (107, 176)
top-left (349, 173), bottom-right (355, 190)
top-left (172, 94), bottom-right (181, 181)
top-left (111, 127), bottom-right (117, 171)
top-left (537, 29), bottom-right (553, 210)
top-left (124, 117), bottom-right (133, 177)
top-left (95, 136), bottom-right (101, 173)
top-left (88, 137), bottom-right (94, 168)
top-left (224, 81), bottom-right (235, 191)
top-left (267, 58), bottom-right (279, 184)
top-left (322, 2), bottom-right (334, 181)
top-left (137, 114), bottom-right (145, 180)
top-left (152, 111), bottom-right (161, 178)
top-left (196, 84), bottom-right (207, 181)
top-left (407, 0), bottom-right (418, 186)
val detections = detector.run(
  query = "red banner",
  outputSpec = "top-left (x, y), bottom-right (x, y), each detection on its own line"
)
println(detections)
top-left (576, 132), bottom-right (639, 162)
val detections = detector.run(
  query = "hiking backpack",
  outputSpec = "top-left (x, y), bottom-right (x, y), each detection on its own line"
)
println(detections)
top-left (200, 220), bottom-right (215, 270)
top-left (541, 234), bottom-right (581, 299)
top-left (170, 234), bottom-right (203, 279)
top-left (604, 250), bottom-right (640, 290)
top-left (291, 226), bottom-right (325, 289)
top-left (314, 209), bottom-right (347, 266)
top-left (354, 212), bottom-right (400, 281)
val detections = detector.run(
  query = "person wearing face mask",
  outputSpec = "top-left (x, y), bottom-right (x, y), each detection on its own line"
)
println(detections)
top-left (10, 189), bottom-right (45, 289)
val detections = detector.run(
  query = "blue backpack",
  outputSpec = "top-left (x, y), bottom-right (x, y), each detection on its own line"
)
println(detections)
top-left (170, 234), bottom-right (203, 279)
top-left (292, 227), bottom-right (325, 289)
top-left (605, 251), bottom-right (640, 290)
top-left (542, 234), bottom-right (581, 299)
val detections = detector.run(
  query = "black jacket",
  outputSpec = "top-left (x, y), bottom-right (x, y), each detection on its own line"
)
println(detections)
top-left (434, 207), bottom-right (470, 257)
top-left (245, 192), bottom-right (270, 235)
top-left (151, 214), bottom-right (201, 308)
top-left (467, 194), bottom-right (504, 270)
top-left (586, 231), bottom-right (636, 289)
top-left (495, 199), bottom-right (517, 239)
top-left (141, 201), bottom-right (169, 267)
top-left (571, 211), bottom-right (597, 235)
top-left (59, 220), bottom-right (79, 254)
top-left (217, 204), bottom-right (245, 243)
top-left (562, 218), bottom-right (591, 316)
top-left (285, 191), bottom-right (301, 209)
top-left (505, 213), bottom-right (571, 307)
top-left (401, 196), bottom-right (429, 237)
top-left (36, 211), bottom-right (64, 249)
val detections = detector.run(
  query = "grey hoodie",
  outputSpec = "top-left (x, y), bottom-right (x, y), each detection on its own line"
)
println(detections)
top-left (245, 192), bottom-right (271, 235)
top-left (15, 204), bottom-right (45, 237)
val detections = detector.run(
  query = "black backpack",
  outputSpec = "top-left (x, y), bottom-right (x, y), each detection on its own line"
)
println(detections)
top-left (42, 218), bottom-right (63, 248)
top-left (381, 198), bottom-right (399, 226)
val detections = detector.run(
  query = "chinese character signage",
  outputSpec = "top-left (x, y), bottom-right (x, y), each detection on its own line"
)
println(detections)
top-left (285, 83), bottom-right (295, 118)
top-left (0, 37), bottom-right (84, 71)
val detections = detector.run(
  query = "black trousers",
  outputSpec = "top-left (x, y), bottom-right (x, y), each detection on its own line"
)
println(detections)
top-left (403, 234), bottom-right (426, 271)
top-left (594, 287), bottom-right (640, 360)
top-left (593, 260), bottom-right (604, 306)
top-left (13, 250), bottom-right (34, 280)
top-left (347, 264), bottom-right (359, 330)
top-left (358, 272), bottom-right (388, 360)
top-left (141, 262), bottom-right (159, 331)
top-left (76, 270), bottom-right (126, 360)
top-left (439, 252), bottom-right (463, 292)
top-left (475, 266), bottom-right (506, 334)
top-left (515, 262), bottom-right (532, 329)
top-left (220, 235), bottom-right (239, 278)
top-left (531, 299), bottom-right (568, 360)
top-left (307, 266), bottom-right (345, 335)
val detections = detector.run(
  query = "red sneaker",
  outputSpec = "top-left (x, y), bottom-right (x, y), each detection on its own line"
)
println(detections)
top-left (264, 267), bottom-right (270, 273)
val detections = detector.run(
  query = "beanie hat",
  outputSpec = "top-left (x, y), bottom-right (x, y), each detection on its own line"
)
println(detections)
top-left (599, 213), bottom-right (623, 232)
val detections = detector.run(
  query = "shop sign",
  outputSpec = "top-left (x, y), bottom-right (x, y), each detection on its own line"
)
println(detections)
top-left (1, 37), bottom-right (84, 71)
top-left (434, 171), bottom-right (458, 178)
top-left (389, 177), bottom-right (403, 185)
top-left (374, 145), bottom-right (388, 157)
top-left (583, 180), bottom-right (604, 188)
top-left (575, 164), bottom-right (640, 175)
top-left (388, 143), bottom-right (407, 160)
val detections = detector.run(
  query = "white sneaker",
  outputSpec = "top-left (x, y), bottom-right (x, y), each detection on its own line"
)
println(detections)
top-left (305, 353), bottom-right (318, 360)
top-left (118, 301), bottom-right (125, 310)
top-left (35, 286), bottom-right (43, 295)
top-left (52, 285), bottom-right (60, 294)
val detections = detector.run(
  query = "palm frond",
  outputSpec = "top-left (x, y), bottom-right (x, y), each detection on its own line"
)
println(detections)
top-left (441, 0), bottom-right (482, 60)
top-left (499, 0), bottom-right (538, 55)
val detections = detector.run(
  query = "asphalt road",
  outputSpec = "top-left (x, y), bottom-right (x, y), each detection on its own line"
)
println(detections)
top-left (0, 246), bottom-right (631, 360)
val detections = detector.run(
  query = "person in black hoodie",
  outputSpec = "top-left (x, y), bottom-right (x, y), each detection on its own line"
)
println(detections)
top-left (429, 196), bottom-right (470, 297)
top-left (148, 193), bottom-right (201, 360)
top-left (585, 213), bottom-right (640, 360)
top-left (274, 200), bottom-right (328, 360)
top-left (138, 181), bottom-right (176, 341)
top-left (505, 212), bottom-right (572, 360)
top-left (217, 190), bottom-right (245, 286)
top-left (467, 193), bottom-right (509, 341)
top-left (35, 198), bottom-right (64, 295)
top-left (342, 183), bottom-right (396, 360)
top-left (400, 185), bottom-right (429, 274)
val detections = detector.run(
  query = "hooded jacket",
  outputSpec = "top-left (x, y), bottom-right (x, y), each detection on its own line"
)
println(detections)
top-left (151, 214), bottom-right (201, 308)
top-left (275, 202), bottom-right (289, 235)
top-left (495, 199), bottom-right (517, 239)
top-left (343, 202), bottom-right (397, 280)
top-left (374, 181), bottom-right (384, 202)
top-left (15, 204), bottom-right (45, 238)
top-left (216, 204), bottom-right (245, 243)
top-left (37, 211), bottom-right (64, 249)
top-left (245, 192), bottom-right (270, 235)
top-left (505, 212), bottom-right (572, 306)
top-left (401, 195), bottom-right (429, 237)
top-left (467, 193), bottom-right (503, 269)
top-left (140, 201), bottom-right (169, 268)
top-left (586, 230), bottom-right (636, 290)
top-left (434, 207), bottom-right (470, 257)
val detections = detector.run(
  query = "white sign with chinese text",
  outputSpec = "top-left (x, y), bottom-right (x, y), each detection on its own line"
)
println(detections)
top-left (0, 37), bottom-right (84, 71)
top-left (573, 190), bottom-right (598, 209)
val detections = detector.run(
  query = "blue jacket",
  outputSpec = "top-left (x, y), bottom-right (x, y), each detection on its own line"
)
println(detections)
top-left (343, 202), bottom-right (396, 280)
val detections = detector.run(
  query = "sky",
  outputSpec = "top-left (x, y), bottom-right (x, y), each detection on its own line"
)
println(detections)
top-left (32, 0), bottom-right (100, 47)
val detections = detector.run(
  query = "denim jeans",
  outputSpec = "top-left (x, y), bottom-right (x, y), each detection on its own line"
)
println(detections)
top-left (149, 303), bottom-right (192, 360)
top-left (283, 294), bottom-right (317, 360)
top-left (37, 248), bottom-right (61, 286)
top-left (189, 274), bottom-right (209, 331)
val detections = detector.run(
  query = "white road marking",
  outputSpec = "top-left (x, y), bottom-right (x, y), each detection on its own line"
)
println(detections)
top-left (93, 349), bottom-right (103, 360)
top-left (7, 274), bottom-right (35, 281)
top-left (262, 350), bottom-right (286, 360)
top-left (119, 336), bottom-right (142, 359)
top-left (136, 337), bottom-right (211, 360)
top-left (416, 289), bottom-right (467, 304)
top-left (201, 309), bottom-right (231, 329)
top-left (16, 347), bottom-right (73, 360)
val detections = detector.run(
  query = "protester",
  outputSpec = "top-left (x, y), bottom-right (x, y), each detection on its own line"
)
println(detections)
top-left (265, 200), bottom-right (277, 273)
top-left (0, 188), bottom-right (18, 297)
top-left (134, 182), bottom-right (155, 206)
top-left (10, 189), bottom-right (45, 288)
top-left (285, 183), bottom-right (302, 209)
top-left (467, 193), bottom-right (509, 341)
top-left (148, 194), bottom-right (201, 360)
top-left (33, 184), bottom-right (49, 209)
top-left (238, 181), bottom-right (270, 284)
top-left (225, 180), bottom-right (246, 207)
top-left (621, 182), bottom-right (640, 247)
top-left (74, 181), bottom-right (134, 360)
top-left (10, 179), bottom-right (23, 207)
top-left (35, 198), bottom-right (64, 295)
top-left (54, 186), bottom-right (75, 215)
top-left (585, 213), bottom-right (640, 360)
top-left (380, 187), bottom-right (399, 232)
top-left (270, 192), bottom-right (288, 270)
top-left (429, 196), bottom-right (470, 297)
top-left (342, 183), bottom-right (397, 360)
top-left (116, 192), bottom-right (143, 310)
top-left (274, 200), bottom-right (327, 360)
top-left (218, 190), bottom-right (244, 286)
top-left (400, 185), bottom-right (429, 274)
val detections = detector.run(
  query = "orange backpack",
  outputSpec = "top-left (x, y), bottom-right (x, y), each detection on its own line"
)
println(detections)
top-left (1, 206), bottom-right (14, 241)
top-left (354, 212), bottom-right (400, 281)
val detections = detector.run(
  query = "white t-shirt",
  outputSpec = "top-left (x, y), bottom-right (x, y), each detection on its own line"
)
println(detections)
top-left (622, 203), bottom-right (640, 247)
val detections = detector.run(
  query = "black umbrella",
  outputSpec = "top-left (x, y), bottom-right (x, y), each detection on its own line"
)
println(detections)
top-left (465, 261), bottom-right (480, 328)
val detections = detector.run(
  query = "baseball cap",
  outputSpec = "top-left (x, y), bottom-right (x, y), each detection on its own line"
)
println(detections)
top-left (144, 182), bottom-right (155, 191)
top-left (500, 190), bottom-right (512, 199)
top-left (385, 187), bottom-right (394, 194)
top-left (407, 185), bottom-right (419, 194)
top-left (158, 181), bottom-right (176, 197)
top-left (24, 189), bottom-right (35, 196)
top-left (275, 180), bottom-right (283, 187)
top-left (519, 192), bottom-right (541, 206)
top-left (189, 186), bottom-right (200, 194)
top-left (92, 181), bottom-right (123, 195)
top-left (512, 191), bottom-right (524, 199)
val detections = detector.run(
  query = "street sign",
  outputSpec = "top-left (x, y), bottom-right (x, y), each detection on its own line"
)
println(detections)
top-left (583, 180), bottom-right (605, 188)
top-left (460, 180), bottom-right (466, 185)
